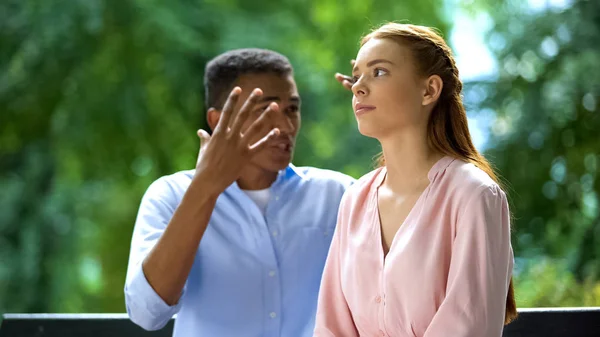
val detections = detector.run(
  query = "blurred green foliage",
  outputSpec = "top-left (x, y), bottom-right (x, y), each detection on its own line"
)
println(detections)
top-left (0, 0), bottom-right (598, 314)
top-left (463, 0), bottom-right (600, 307)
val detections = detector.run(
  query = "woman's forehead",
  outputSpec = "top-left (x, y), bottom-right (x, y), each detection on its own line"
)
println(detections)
top-left (356, 38), bottom-right (407, 66)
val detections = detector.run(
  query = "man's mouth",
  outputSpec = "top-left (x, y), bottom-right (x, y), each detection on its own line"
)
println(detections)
top-left (276, 143), bottom-right (289, 151)
top-left (273, 143), bottom-right (291, 152)
top-left (270, 138), bottom-right (293, 153)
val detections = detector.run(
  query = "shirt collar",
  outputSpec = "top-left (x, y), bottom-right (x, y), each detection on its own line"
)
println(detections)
top-left (277, 163), bottom-right (308, 182)
top-left (427, 156), bottom-right (455, 182)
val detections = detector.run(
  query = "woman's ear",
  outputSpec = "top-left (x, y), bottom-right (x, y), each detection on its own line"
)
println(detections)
top-left (422, 75), bottom-right (443, 106)
top-left (206, 107), bottom-right (221, 131)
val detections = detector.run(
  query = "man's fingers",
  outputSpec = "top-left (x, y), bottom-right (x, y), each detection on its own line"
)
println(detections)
top-left (214, 87), bottom-right (241, 134)
top-left (346, 60), bottom-right (356, 90)
top-left (231, 88), bottom-right (262, 134)
top-left (335, 73), bottom-right (354, 91)
top-left (197, 129), bottom-right (211, 147)
top-left (242, 102), bottom-right (278, 143)
top-left (335, 73), bottom-right (347, 83)
top-left (196, 129), bottom-right (211, 166)
top-left (249, 128), bottom-right (280, 154)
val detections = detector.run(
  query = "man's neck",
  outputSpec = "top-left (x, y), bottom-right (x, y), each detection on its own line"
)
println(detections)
top-left (236, 165), bottom-right (280, 190)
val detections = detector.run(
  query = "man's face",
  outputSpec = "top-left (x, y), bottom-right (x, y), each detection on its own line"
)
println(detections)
top-left (232, 72), bottom-right (301, 173)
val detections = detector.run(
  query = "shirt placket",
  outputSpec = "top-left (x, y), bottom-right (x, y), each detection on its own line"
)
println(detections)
top-left (377, 266), bottom-right (389, 337)
top-left (261, 171), bottom-right (285, 337)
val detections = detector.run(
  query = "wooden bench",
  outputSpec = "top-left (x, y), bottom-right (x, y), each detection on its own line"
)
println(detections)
top-left (2, 308), bottom-right (599, 336)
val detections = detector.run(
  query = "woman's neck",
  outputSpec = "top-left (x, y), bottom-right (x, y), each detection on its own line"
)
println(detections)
top-left (379, 129), bottom-right (444, 193)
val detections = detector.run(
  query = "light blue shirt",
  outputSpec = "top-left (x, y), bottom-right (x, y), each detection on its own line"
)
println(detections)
top-left (124, 164), bottom-right (355, 337)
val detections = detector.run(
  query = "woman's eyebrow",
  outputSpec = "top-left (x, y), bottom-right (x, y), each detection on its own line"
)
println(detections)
top-left (353, 59), bottom-right (394, 73)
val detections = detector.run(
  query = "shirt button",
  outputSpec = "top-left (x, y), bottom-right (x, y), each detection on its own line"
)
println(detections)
top-left (375, 295), bottom-right (382, 303)
top-left (272, 230), bottom-right (278, 237)
top-left (275, 196), bottom-right (280, 201)
top-left (379, 330), bottom-right (386, 336)
top-left (269, 312), bottom-right (277, 318)
top-left (269, 271), bottom-right (276, 277)
top-left (323, 231), bottom-right (329, 236)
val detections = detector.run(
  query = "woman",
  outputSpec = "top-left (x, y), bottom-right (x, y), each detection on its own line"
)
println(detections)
top-left (314, 23), bottom-right (517, 337)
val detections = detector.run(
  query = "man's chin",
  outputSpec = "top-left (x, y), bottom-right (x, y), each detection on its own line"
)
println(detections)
top-left (256, 158), bottom-right (292, 173)
top-left (267, 160), bottom-right (291, 172)
top-left (251, 149), bottom-right (294, 173)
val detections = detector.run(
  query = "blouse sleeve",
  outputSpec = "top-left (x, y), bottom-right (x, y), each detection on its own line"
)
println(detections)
top-left (313, 195), bottom-right (359, 337)
top-left (423, 185), bottom-right (514, 337)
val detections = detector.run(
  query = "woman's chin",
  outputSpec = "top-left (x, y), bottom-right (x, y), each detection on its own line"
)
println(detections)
top-left (357, 122), bottom-right (384, 139)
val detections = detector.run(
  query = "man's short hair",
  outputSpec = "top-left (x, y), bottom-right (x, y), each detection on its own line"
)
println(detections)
top-left (203, 48), bottom-right (294, 111)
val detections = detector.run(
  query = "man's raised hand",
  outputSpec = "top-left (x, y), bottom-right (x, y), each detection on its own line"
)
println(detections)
top-left (194, 87), bottom-right (280, 196)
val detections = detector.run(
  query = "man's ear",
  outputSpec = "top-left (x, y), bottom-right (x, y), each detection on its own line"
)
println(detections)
top-left (422, 75), bottom-right (443, 106)
top-left (206, 107), bottom-right (221, 131)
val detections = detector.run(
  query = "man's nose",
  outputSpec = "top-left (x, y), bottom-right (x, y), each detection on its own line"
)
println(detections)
top-left (272, 108), bottom-right (295, 134)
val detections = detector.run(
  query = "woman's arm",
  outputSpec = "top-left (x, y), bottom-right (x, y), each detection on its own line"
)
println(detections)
top-left (423, 185), bottom-right (514, 337)
top-left (313, 196), bottom-right (359, 337)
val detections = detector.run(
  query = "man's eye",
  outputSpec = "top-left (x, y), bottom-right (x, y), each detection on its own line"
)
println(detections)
top-left (252, 108), bottom-right (264, 115)
top-left (352, 76), bottom-right (359, 83)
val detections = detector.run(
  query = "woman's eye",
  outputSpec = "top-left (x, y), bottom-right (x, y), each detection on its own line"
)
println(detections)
top-left (352, 76), bottom-right (359, 83)
top-left (374, 68), bottom-right (387, 77)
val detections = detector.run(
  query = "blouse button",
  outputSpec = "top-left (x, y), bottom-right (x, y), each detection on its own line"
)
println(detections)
top-left (379, 330), bottom-right (386, 336)
top-left (375, 295), bottom-right (382, 303)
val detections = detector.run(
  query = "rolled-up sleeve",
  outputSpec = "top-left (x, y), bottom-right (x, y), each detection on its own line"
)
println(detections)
top-left (423, 185), bottom-right (514, 337)
top-left (124, 178), bottom-right (184, 331)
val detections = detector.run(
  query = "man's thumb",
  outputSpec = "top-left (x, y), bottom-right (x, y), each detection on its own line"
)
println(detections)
top-left (197, 129), bottom-right (211, 146)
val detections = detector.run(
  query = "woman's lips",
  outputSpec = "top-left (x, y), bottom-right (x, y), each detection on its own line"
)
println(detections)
top-left (354, 104), bottom-right (376, 116)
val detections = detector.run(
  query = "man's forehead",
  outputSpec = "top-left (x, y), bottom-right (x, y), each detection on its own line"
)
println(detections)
top-left (236, 73), bottom-right (296, 87)
top-left (235, 74), bottom-right (299, 101)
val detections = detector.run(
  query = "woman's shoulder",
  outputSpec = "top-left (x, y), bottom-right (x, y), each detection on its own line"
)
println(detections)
top-left (339, 167), bottom-right (383, 204)
top-left (445, 159), bottom-right (501, 191)
top-left (437, 159), bottom-right (507, 207)
top-left (441, 160), bottom-right (510, 227)
top-left (349, 167), bottom-right (383, 191)
top-left (436, 159), bottom-right (506, 213)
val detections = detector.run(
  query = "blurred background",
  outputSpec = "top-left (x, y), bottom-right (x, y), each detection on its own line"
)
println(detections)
top-left (1, 0), bottom-right (599, 315)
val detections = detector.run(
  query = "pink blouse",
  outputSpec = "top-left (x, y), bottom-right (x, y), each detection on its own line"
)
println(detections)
top-left (314, 156), bottom-right (514, 337)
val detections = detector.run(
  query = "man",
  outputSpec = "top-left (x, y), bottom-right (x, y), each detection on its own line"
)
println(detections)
top-left (124, 48), bottom-right (355, 337)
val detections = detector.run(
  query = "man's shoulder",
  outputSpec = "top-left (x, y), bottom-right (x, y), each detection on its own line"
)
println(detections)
top-left (144, 169), bottom-right (195, 198)
top-left (292, 165), bottom-right (356, 188)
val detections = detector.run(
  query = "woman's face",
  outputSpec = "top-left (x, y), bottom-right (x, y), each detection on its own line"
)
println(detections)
top-left (351, 38), bottom-right (429, 139)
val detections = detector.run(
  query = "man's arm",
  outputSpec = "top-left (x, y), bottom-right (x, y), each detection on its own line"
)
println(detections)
top-left (124, 87), bottom-right (281, 330)
top-left (141, 175), bottom-right (218, 305)
top-left (124, 176), bottom-right (208, 331)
